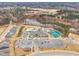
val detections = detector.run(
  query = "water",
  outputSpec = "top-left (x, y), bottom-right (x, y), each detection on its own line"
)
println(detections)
top-left (49, 30), bottom-right (61, 38)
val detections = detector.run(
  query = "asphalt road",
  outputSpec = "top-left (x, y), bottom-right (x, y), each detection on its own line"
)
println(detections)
top-left (32, 50), bottom-right (79, 56)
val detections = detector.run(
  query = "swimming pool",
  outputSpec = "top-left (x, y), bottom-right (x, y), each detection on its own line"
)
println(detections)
top-left (49, 30), bottom-right (61, 38)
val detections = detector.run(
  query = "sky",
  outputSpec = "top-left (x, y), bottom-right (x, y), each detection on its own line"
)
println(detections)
top-left (0, 0), bottom-right (79, 2)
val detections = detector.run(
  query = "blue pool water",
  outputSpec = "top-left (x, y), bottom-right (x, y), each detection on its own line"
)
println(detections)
top-left (49, 30), bottom-right (61, 38)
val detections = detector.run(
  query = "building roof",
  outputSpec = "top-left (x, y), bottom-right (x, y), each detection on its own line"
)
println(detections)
top-left (15, 38), bottom-right (66, 49)
top-left (34, 39), bottom-right (65, 48)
